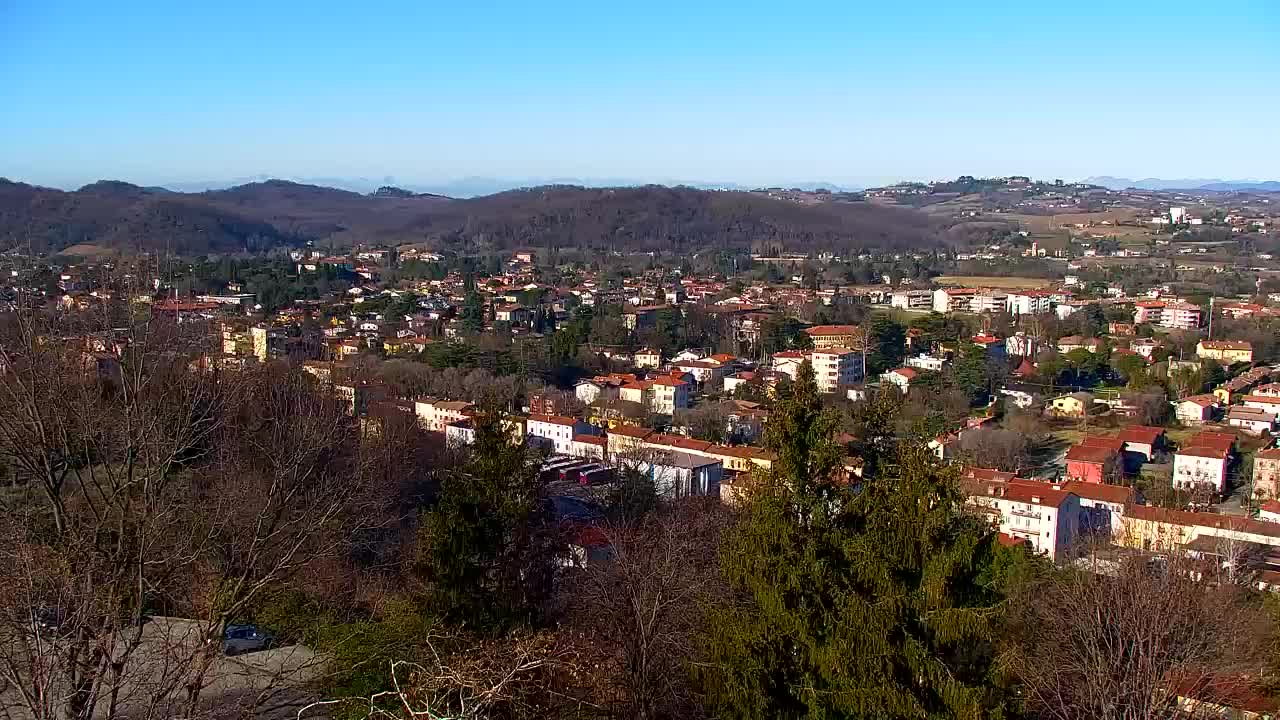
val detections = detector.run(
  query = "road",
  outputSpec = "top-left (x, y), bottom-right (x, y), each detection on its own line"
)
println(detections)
top-left (0, 617), bottom-right (327, 719)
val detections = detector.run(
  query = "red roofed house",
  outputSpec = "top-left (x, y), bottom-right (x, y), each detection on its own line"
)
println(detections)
top-left (1116, 425), bottom-right (1167, 462)
top-left (803, 325), bottom-right (863, 349)
top-left (992, 480), bottom-right (1081, 560)
top-left (881, 367), bottom-right (918, 393)
top-left (1176, 394), bottom-right (1219, 425)
top-left (1066, 441), bottom-right (1123, 484)
top-left (1174, 444), bottom-right (1231, 494)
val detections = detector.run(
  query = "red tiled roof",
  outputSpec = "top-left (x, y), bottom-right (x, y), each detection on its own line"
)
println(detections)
top-left (1116, 425), bottom-right (1165, 444)
top-left (1258, 448), bottom-right (1280, 460)
top-left (1125, 504), bottom-right (1280, 538)
top-left (1080, 434), bottom-right (1126, 452)
top-left (1178, 445), bottom-right (1230, 460)
top-left (608, 425), bottom-right (654, 439)
top-left (1060, 480), bottom-right (1133, 505)
top-left (1199, 340), bottom-right (1253, 351)
top-left (803, 324), bottom-right (860, 336)
top-left (1066, 443), bottom-right (1118, 464)
top-left (1003, 481), bottom-right (1072, 508)
top-left (651, 376), bottom-right (688, 387)
top-left (1180, 394), bottom-right (1218, 408)
top-left (1189, 431), bottom-right (1236, 452)
top-left (573, 434), bottom-right (607, 446)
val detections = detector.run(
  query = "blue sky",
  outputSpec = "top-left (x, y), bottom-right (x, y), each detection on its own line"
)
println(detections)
top-left (2, 0), bottom-right (1277, 190)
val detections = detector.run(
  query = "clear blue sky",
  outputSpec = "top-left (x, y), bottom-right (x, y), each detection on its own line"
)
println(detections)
top-left (2, 0), bottom-right (1277, 190)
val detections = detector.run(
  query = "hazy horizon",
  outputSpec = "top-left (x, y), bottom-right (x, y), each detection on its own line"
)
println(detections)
top-left (3, 0), bottom-right (1277, 189)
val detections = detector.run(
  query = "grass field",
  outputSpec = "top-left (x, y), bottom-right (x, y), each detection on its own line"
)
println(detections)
top-left (934, 275), bottom-right (1053, 289)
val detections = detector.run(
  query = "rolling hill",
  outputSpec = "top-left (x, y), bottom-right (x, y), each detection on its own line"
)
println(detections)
top-left (0, 178), bottom-right (943, 256)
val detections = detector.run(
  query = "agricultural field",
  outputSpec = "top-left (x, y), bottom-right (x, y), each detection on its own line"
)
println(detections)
top-left (934, 275), bottom-right (1053, 289)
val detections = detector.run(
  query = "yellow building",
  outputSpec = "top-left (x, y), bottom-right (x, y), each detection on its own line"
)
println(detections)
top-left (1196, 340), bottom-right (1254, 364)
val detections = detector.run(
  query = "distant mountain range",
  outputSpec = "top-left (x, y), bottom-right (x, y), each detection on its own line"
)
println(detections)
top-left (152, 175), bottom-right (861, 198)
top-left (0, 178), bottom-right (930, 256)
top-left (1083, 176), bottom-right (1280, 192)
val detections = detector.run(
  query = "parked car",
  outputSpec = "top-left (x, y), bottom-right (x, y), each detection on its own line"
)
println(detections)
top-left (222, 624), bottom-right (275, 656)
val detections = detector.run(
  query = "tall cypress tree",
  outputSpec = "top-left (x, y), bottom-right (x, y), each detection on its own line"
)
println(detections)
top-left (699, 362), bottom-right (1006, 719)
top-left (415, 412), bottom-right (552, 634)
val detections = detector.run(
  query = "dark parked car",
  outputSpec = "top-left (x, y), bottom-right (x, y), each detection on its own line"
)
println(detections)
top-left (222, 624), bottom-right (274, 656)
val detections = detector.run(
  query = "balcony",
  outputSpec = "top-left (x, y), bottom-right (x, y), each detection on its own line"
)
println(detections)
top-left (1010, 508), bottom-right (1042, 520)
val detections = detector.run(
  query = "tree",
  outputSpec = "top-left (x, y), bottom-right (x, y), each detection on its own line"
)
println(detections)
top-left (414, 412), bottom-right (554, 635)
top-left (1003, 554), bottom-right (1271, 720)
top-left (0, 307), bottom-right (381, 720)
top-left (957, 427), bottom-right (1030, 473)
top-left (568, 501), bottom-right (729, 720)
top-left (698, 362), bottom-right (1006, 719)
top-left (865, 315), bottom-right (907, 375)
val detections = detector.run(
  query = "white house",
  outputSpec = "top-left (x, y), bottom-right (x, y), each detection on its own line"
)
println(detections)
top-left (1006, 291), bottom-right (1053, 316)
top-left (1173, 446), bottom-right (1231, 494)
top-left (979, 481), bottom-right (1082, 561)
top-left (634, 348), bottom-right (663, 369)
top-left (415, 399), bottom-right (475, 432)
top-left (575, 380), bottom-right (604, 405)
top-left (527, 414), bottom-right (593, 455)
top-left (881, 367), bottom-right (918, 393)
top-left (1175, 395), bottom-right (1218, 425)
top-left (638, 451), bottom-right (722, 499)
top-left (904, 353), bottom-right (946, 372)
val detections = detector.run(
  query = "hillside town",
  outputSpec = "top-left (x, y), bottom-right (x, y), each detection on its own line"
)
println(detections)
top-left (4, 189), bottom-right (1280, 717)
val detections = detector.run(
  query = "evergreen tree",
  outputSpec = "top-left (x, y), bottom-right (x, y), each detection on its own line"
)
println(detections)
top-left (414, 412), bottom-right (553, 634)
top-left (699, 362), bottom-right (1006, 719)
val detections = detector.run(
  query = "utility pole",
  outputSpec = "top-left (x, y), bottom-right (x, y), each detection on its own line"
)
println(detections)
top-left (1207, 296), bottom-right (1214, 340)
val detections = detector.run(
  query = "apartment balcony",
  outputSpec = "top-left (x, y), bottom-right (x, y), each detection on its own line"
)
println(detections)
top-left (1010, 509), bottom-right (1042, 520)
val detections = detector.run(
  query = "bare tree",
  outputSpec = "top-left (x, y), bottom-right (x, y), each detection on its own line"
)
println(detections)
top-left (1002, 553), bottom-right (1271, 720)
top-left (956, 428), bottom-right (1030, 473)
top-left (0, 302), bottom-right (385, 720)
top-left (565, 500), bottom-right (728, 720)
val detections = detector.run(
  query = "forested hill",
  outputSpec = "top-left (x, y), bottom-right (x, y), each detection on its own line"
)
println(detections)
top-left (0, 179), bottom-right (943, 255)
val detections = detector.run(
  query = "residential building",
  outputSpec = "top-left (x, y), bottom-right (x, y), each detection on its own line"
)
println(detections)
top-left (1226, 406), bottom-right (1277, 435)
top-left (932, 287), bottom-right (976, 313)
top-left (527, 414), bottom-right (594, 455)
top-left (1118, 504), bottom-right (1280, 553)
top-left (1061, 480), bottom-right (1134, 537)
top-left (1173, 445), bottom-right (1231, 494)
top-left (415, 399), bottom-right (475, 432)
top-left (638, 450), bottom-right (722, 499)
top-left (570, 434), bottom-right (607, 460)
top-left (634, 348), bottom-right (662, 369)
top-left (1065, 437), bottom-right (1123, 484)
top-left (1243, 395), bottom-right (1280, 415)
top-left (672, 359), bottom-right (727, 386)
top-left (881, 367), bottom-right (918, 393)
top-left (1006, 291), bottom-right (1053, 316)
top-left (904, 353), bottom-right (946, 372)
top-left (1197, 340), bottom-right (1254, 364)
top-left (1057, 336), bottom-right (1101, 354)
top-left (1176, 395), bottom-right (1218, 424)
top-left (772, 348), bottom-right (861, 393)
top-left (649, 376), bottom-right (690, 414)
top-left (1134, 300), bottom-right (1202, 330)
top-left (1116, 425), bottom-right (1166, 462)
top-left (803, 324), bottom-right (863, 349)
top-left (890, 289), bottom-right (933, 311)
top-left (1254, 449), bottom-right (1280, 500)
top-left (968, 291), bottom-right (1009, 313)
top-left (981, 480), bottom-right (1082, 561)
top-left (1049, 392), bottom-right (1093, 418)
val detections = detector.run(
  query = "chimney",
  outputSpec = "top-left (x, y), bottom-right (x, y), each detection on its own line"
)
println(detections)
top-left (1032, 495), bottom-right (1042, 504)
